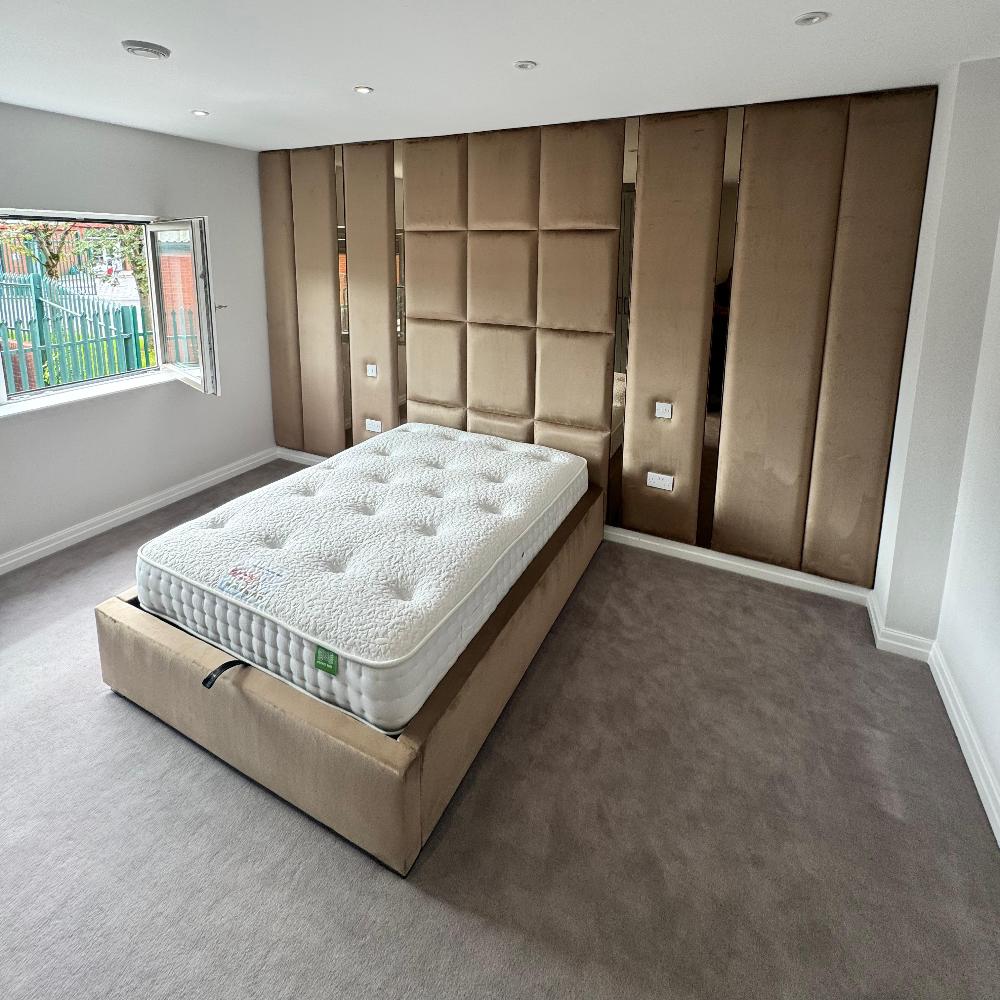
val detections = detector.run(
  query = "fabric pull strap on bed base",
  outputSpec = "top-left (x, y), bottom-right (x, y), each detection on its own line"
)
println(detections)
top-left (202, 659), bottom-right (245, 689)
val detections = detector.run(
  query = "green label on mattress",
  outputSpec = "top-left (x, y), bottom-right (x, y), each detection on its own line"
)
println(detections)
top-left (314, 647), bottom-right (339, 676)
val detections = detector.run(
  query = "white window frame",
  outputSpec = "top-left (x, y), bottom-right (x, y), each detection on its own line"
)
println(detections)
top-left (0, 208), bottom-right (220, 409)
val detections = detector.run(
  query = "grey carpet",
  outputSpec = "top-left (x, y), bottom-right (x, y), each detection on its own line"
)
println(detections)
top-left (1, 460), bottom-right (998, 999)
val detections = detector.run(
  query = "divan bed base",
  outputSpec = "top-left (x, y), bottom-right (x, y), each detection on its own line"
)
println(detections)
top-left (95, 486), bottom-right (603, 875)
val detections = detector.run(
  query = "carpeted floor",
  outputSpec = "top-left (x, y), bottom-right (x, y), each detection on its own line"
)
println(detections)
top-left (2, 460), bottom-right (998, 999)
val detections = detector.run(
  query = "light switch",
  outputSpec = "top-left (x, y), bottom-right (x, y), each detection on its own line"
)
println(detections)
top-left (647, 471), bottom-right (675, 492)
top-left (365, 418), bottom-right (382, 433)
top-left (655, 401), bottom-right (673, 420)
top-left (366, 363), bottom-right (378, 378)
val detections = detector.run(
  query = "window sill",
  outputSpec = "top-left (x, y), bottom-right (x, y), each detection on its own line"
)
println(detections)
top-left (0, 370), bottom-right (175, 419)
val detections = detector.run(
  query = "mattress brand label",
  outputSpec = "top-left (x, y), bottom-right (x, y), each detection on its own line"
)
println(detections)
top-left (216, 563), bottom-right (283, 605)
top-left (314, 647), bottom-right (339, 676)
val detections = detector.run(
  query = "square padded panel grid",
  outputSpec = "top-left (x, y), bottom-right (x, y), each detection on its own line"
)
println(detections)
top-left (404, 119), bottom-right (624, 484)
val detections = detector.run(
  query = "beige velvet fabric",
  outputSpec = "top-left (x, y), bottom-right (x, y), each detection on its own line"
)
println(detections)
top-left (467, 323), bottom-right (535, 417)
top-left (621, 110), bottom-right (727, 543)
top-left (398, 119), bottom-right (622, 479)
top-left (532, 118), bottom-right (624, 489)
top-left (467, 232), bottom-right (538, 327)
top-left (258, 150), bottom-right (304, 450)
top-left (468, 128), bottom-right (540, 230)
top-left (802, 89), bottom-right (936, 586)
top-left (289, 146), bottom-right (346, 457)
top-left (535, 329), bottom-right (613, 431)
top-left (406, 319), bottom-right (467, 408)
top-left (466, 410), bottom-right (535, 441)
top-left (404, 232), bottom-right (468, 323)
top-left (539, 120), bottom-right (626, 230)
top-left (97, 488), bottom-right (603, 874)
top-left (536, 231), bottom-right (619, 335)
top-left (402, 135), bottom-right (468, 231)
top-left (712, 98), bottom-right (849, 569)
top-left (343, 140), bottom-right (400, 443)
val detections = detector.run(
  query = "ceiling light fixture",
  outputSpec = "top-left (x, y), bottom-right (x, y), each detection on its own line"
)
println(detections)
top-left (794, 11), bottom-right (830, 25)
top-left (121, 39), bottom-right (171, 59)
top-left (191, 109), bottom-right (210, 117)
top-left (353, 85), bottom-right (375, 95)
top-left (514, 60), bottom-right (538, 71)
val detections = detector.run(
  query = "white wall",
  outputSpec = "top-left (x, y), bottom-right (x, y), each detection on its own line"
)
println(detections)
top-left (873, 57), bottom-right (1000, 643)
top-left (934, 220), bottom-right (1000, 842)
top-left (0, 103), bottom-right (274, 561)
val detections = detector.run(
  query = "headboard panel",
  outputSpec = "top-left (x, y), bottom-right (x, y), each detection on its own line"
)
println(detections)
top-left (402, 120), bottom-right (624, 489)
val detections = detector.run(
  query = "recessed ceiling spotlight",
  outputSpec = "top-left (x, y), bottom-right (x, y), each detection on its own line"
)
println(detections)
top-left (794, 11), bottom-right (830, 25)
top-left (191, 109), bottom-right (210, 117)
top-left (121, 39), bottom-right (171, 59)
top-left (353, 85), bottom-right (375, 95)
top-left (514, 60), bottom-right (538, 71)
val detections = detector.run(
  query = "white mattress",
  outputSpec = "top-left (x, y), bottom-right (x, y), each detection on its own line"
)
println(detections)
top-left (136, 423), bottom-right (588, 733)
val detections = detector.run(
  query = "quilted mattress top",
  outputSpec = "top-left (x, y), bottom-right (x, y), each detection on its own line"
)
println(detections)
top-left (137, 423), bottom-right (588, 667)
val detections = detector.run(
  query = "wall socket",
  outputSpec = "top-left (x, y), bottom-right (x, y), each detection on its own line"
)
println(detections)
top-left (366, 363), bottom-right (378, 378)
top-left (655, 401), bottom-right (673, 420)
top-left (365, 418), bottom-right (382, 433)
top-left (647, 471), bottom-right (675, 492)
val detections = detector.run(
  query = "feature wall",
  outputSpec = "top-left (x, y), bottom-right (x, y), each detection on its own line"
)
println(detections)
top-left (258, 86), bottom-right (936, 587)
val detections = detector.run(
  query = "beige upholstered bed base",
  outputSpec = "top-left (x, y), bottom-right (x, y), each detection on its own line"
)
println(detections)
top-left (95, 486), bottom-right (603, 875)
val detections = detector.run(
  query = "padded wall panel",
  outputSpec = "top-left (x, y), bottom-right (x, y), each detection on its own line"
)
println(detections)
top-left (712, 98), bottom-right (849, 568)
top-left (289, 146), bottom-right (346, 457)
top-left (258, 150), bottom-right (303, 450)
top-left (406, 399), bottom-right (467, 429)
top-left (534, 119), bottom-right (624, 489)
top-left (404, 232), bottom-right (467, 322)
top-left (539, 120), bottom-right (626, 229)
top-left (536, 231), bottom-right (619, 334)
top-left (535, 329), bottom-right (613, 431)
top-left (343, 140), bottom-right (400, 443)
top-left (467, 232), bottom-right (537, 327)
top-left (467, 410), bottom-right (534, 442)
top-left (534, 422), bottom-right (611, 488)
top-left (802, 89), bottom-right (936, 586)
top-left (402, 135), bottom-right (468, 230)
top-left (621, 110), bottom-right (727, 543)
top-left (406, 319), bottom-right (466, 409)
top-left (468, 128), bottom-right (540, 230)
top-left (467, 323), bottom-right (535, 417)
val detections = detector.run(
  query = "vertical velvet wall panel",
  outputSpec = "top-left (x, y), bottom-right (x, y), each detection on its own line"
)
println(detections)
top-left (712, 98), bottom-right (849, 568)
top-left (289, 146), bottom-right (346, 456)
top-left (403, 135), bottom-right (469, 429)
top-left (343, 141), bottom-right (400, 443)
top-left (258, 150), bottom-right (304, 450)
top-left (534, 120), bottom-right (625, 487)
top-left (802, 89), bottom-right (936, 585)
top-left (621, 110), bottom-right (727, 542)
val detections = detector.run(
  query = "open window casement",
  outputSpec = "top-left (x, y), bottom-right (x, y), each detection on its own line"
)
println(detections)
top-left (147, 218), bottom-right (220, 395)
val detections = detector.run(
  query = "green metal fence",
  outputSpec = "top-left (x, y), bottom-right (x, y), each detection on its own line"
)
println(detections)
top-left (2, 305), bottom-right (158, 395)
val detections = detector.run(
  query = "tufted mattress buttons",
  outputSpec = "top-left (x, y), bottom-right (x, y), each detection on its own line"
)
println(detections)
top-left (136, 423), bottom-right (588, 733)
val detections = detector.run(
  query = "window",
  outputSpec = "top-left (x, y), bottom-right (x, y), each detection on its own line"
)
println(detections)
top-left (0, 211), bottom-right (219, 405)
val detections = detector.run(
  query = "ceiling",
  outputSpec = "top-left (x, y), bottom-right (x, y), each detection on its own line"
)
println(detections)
top-left (3, 0), bottom-right (998, 151)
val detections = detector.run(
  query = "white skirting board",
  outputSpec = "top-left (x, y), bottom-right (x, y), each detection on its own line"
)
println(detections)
top-left (928, 643), bottom-right (1000, 849)
top-left (0, 447), bottom-right (280, 576)
top-left (865, 591), bottom-right (935, 661)
top-left (603, 525), bottom-right (872, 605)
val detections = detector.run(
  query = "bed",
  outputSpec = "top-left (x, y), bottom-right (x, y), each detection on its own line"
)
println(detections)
top-left (96, 424), bottom-right (603, 873)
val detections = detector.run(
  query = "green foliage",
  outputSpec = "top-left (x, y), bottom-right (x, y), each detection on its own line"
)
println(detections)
top-left (0, 221), bottom-right (76, 279)
top-left (76, 223), bottom-right (150, 297)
